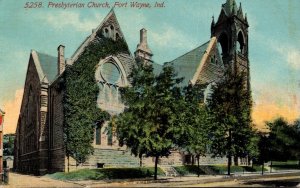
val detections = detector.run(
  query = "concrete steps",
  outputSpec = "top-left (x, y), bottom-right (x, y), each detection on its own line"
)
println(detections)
top-left (160, 166), bottom-right (179, 177)
top-left (85, 148), bottom-right (139, 167)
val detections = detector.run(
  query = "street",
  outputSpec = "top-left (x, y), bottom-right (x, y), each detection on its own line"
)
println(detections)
top-left (2, 172), bottom-right (81, 187)
top-left (1, 171), bottom-right (299, 187)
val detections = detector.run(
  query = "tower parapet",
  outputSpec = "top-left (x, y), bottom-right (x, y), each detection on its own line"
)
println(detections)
top-left (135, 28), bottom-right (153, 64)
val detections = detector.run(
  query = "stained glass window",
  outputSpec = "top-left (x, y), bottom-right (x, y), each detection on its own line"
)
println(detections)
top-left (101, 62), bottom-right (120, 84)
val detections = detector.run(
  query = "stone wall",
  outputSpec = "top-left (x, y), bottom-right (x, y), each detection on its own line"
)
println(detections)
top-left (48, 78), bottom-right (65, 173)
top-left (14, 55), bottom-right (47, 175)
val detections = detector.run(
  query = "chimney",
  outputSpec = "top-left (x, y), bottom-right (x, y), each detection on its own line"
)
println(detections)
top-left (140, 28), bottom-right (147, 44)
top-left (57, 45), bottom-right (65, 75)
top-left (135, 28), bottom-right (153, 63)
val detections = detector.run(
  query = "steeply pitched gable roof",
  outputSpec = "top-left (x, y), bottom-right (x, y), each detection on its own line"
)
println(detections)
top-left (168, 42), bottom-right (210, 86)
top-left (70, 9), bottom-right (127, 64)
top-left (152, 62), bottom-right (163, 75)
top-left (36, 52), bottom-right (57, 82)
top-left (168, 37), bottom-right (224, 87)
top-left (30, 50), bottom-right (57, 84)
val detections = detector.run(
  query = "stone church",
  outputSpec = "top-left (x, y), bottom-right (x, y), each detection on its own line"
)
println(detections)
top-left (14, 0), bottom-right (250, 175)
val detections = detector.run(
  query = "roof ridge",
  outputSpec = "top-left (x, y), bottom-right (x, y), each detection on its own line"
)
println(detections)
top-left (70, 9), bottom-right (130, 64)
top-left (35, 50), bottom-right (58, 83)
top-left (169, 41), bottom-right (210, 64)
top-left (35, 50), bottom-right (56, 58)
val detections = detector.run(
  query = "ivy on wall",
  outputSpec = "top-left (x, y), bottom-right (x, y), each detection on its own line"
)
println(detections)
top-left (63, 35), bottom-right (130, 164)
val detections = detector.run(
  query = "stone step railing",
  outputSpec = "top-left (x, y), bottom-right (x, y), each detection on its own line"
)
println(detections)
top-left (159, 166), bottom-right (179, 177)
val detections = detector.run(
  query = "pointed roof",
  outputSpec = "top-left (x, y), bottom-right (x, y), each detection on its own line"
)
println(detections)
top-left (70, 9), bottom-right (126, 64)
top-left (36, 52), bottom-right (57, 82)
top-left (168, 41), bottom-right (210, 86)
top-left (152, 62), bottom-right (163, 75)
top-left (237, 2), bottom-right (244, 20)
top-left (222, 0), bottom-right (238, 16)
top-left (168, 37), bottom-right (224, 86)
top-left (30, 50), bottom-right (57, 84)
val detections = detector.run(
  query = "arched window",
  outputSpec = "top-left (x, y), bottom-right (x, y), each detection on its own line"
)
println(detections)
top-left (95, 57), bottom-right (127, 114)
top-left (237, 31), bottom-right (245, 54)
top-left (97, 82), bottom-right (104, 104)
top-left (111, 86), bottom-right (118, 105)
top-left (104, 28), bottom-right (109, 38)
top-left (95, 124), bottom-right (101, 145)
top-left (116, 33), bottom-right (120, 40)
top-left (218, 32), bottom-right (229, 57)
top-left (104, 84), bottom-right (110, 102)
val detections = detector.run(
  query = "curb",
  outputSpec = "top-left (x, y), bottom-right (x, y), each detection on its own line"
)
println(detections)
top-left (61, 171), bottom-right (300, 187)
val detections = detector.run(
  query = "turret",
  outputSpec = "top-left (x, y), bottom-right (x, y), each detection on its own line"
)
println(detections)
top-left (134, 28), bottom-right (153, 64)
top-left (57, 45), bottom-right (65, 75)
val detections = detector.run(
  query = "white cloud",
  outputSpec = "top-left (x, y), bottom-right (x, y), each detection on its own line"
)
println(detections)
top-left (287, 49), bottom-right (300, 70)
top-left (149, 25), bottom-right (196, 49)
top-left (117, 11), bottom-right (147, 44)
top-left (274, 45), bottom-right (300, 70)
top-left (40, 11), bottom-right (103, 32)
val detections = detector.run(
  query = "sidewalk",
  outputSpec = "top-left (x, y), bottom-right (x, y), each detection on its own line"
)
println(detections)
top-left (3, 170), bottom-right (299, 187)
top-left (63, 170), bottom-right (300, 187)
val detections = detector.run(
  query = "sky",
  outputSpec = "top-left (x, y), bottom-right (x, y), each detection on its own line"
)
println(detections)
top-left (0, 0), bottom-right (300, 133)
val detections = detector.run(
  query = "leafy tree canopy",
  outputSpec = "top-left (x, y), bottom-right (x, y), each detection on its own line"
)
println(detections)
top-left (116, 62), bottom-right (186, 179)
top-left (207, 69), bottom-right (253, 174)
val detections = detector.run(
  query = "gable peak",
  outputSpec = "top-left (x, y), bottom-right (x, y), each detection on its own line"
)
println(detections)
top-left (222, 0), bottom-right (238, 16)
top-left (94, 9), bottom-right (124, 40)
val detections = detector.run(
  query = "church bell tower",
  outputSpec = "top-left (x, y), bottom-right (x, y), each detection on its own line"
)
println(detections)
top-left (211, 0), bottom-right (250, 88)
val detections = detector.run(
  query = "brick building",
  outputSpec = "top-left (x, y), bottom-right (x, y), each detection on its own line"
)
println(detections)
top-left (14, 0), bottom-right (250, 175)
top-left (0, 109), bottom-right (5, 174)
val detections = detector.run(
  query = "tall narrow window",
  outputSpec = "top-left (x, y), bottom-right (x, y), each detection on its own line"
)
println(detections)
top-left (95, 125), bottom-right (101, 145)
top-left (107, 124), bottom-right (113, 146)
top-left (237, 31), bottom-right (245, 54)
top-left (218, 32), bottom-right (229, 57)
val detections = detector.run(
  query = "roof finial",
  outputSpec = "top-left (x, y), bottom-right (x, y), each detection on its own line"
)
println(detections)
top-left (211, 15), bottom-right (215, 36)
top-left (211, 15), bottom-right (215, 27)
top-left (232, 3), bottom-right (235, 15)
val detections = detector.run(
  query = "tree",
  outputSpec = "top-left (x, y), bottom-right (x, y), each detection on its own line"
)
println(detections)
top-left (3, 134), bottom-right (15, 156)
top-left (256, 132), bottom-right (268, 175)
top-left (291, 119), bottom-right (300, 167)
top-left (246, 129), bottom-right (260, 167)
top-left (255, 117), bottom-right (298, 174)
top-left (116, 63), bottom-right (185, 180)
top-left (267, 118), bottom-right (294, 160)
top-left (181, 83), bottom-right (211, 177)
top-left (207, 69), bottom-right (253, 175)
top-left (264, 117), bottom-right (298, 172)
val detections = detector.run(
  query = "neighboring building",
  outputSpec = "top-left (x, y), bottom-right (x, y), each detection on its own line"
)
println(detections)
top-left (3, 134), bottom-right (15, 170)
top-left (3, 156), bottom-right (13, 170)
top-left (0, 109), bottom-right (5, 174)
top-left (14, 0), bottom-right (250, 175)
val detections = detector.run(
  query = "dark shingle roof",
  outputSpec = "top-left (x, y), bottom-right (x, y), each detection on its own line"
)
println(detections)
top-left (169, 41), bottom-right (209, 86)
top-left (152, 62), bottom-right (163, 75)
top-left (36, 52), bottom-right (57, 82)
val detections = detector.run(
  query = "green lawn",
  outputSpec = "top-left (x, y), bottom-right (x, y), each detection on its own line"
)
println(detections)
top-left (47, 167), bottom-right (165, 180)
top-left (174, 165), bottom-right (266, 176)
top-left (209, 165), bottom-right (264, 174)
top-left (174, 165), bottom-right (206, 176)
top-left (271, 161), bottom-right (300, 170)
